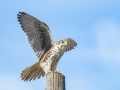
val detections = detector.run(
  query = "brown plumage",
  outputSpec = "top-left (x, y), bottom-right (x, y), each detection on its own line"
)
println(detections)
top-left (17, 12), bottom-right (77, 82)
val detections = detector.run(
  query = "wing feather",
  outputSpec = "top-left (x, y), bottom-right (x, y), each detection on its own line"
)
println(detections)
top-left (17, 12), bottom-right (54, 60)
top-left (58, 38), bottom-right (77, 52)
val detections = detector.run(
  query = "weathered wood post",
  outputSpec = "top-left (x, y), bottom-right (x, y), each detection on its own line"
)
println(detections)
top-left (46, 72), bottom-right (65, 90)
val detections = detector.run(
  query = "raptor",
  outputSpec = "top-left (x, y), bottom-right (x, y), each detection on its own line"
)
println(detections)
top-left (17, 12), bottom-right (77, 82)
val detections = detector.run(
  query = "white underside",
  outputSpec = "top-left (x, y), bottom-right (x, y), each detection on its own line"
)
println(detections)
top-left (40, 44), bottom-right (61, 72)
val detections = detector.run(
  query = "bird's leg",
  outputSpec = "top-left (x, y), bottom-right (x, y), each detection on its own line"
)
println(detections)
top-left (52, 70), bottom-right (61, 73)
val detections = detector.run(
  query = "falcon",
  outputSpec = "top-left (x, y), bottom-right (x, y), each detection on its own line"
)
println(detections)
top-left (17, 12), bottom-right (77, 82)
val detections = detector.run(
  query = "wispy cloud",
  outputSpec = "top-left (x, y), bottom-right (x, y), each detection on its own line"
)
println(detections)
top-left (93, 19), bottom-right (120, 61)
top-left (71, 19), bottom-right (120, 61)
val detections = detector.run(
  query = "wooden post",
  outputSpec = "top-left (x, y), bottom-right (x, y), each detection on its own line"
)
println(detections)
top-left (46, 72), bottom-right (65, 90)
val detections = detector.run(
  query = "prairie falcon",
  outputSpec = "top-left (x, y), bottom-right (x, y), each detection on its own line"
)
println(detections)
top-left (17, 12), bottom-right (77, 81)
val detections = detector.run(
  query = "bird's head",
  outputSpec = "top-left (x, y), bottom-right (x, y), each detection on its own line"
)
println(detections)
top-left (61, 41), bottom-right (67, 45)
top-left (57, 40), bottom-right (67, 47)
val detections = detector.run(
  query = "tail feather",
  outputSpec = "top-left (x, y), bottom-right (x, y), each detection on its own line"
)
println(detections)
top-left (33, 69), bottom-right (39, 80)
top-left (21, 62), bottom-right (45, 81)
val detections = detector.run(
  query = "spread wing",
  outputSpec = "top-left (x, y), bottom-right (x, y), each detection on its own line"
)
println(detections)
top-left (60, 38), bottom-right (77, 52)
top-left (17, 12), bottom-right (54, 60)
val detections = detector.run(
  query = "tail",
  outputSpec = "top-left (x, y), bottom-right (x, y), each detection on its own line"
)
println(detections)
top-left (21, 62), bottom-right (45, 82)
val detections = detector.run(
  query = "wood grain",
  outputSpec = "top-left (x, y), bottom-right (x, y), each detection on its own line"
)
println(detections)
top-left (46, 72), bottom-right (65, 90)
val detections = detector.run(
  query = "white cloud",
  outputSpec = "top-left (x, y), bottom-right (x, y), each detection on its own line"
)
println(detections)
top-left (72, 19), bottom-right (120, 61)
top-left (93, 19), bottom-right (120, 61)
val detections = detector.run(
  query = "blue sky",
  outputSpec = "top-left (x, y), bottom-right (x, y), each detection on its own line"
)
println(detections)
top-left (0, 0), bottom-right (120, 90)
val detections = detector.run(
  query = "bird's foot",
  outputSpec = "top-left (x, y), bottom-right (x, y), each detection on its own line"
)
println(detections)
top-left (48, 70), bottom-right (64, 76)
top-left (52, 70), bottom-right (64, 75)
top-left (53, 70), bottom-right (58, 73)
top-left (48, 70), bottom-right (58, 73)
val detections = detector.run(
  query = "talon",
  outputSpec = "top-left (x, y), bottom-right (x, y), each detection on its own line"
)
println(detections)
top-left (52, 70), bottom-right (60, 73)
top-left (53, 70), bottom-right (56, 72)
